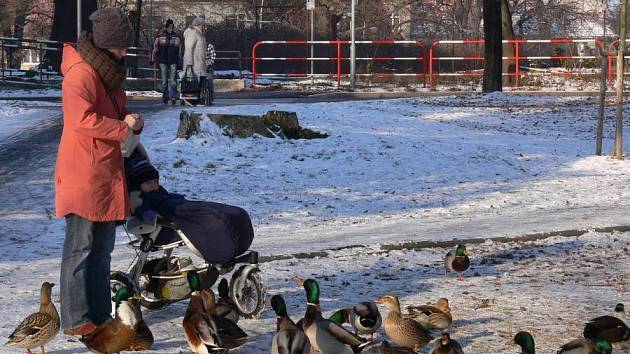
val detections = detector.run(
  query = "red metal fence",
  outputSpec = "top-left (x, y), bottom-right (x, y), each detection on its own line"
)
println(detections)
top-left (251, 40), bottom-right (427, 88)
top-left (252, 38), bottom-right (616, 88)
top-left (428, 38), bottom-right (602, 86)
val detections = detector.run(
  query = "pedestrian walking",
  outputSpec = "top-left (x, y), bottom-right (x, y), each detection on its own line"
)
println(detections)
top-left (55, 7), bottom-right (143, 337)
top-left (150, 19), bottom-right (182, 104)
top-left (183, 17), bottom-right (207, 87)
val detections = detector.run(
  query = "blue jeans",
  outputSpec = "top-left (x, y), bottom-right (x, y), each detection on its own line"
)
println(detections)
top-left (60, 214), bottom-right (116, 328)
top-left (160, 63), bottom-right (177, 101)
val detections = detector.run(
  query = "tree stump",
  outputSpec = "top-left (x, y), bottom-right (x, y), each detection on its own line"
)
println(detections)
top-left (261, 111), bottom-right (328, 139)
top-left (176, 111), bottom-right (202, 139)
top-left (261, 111), bottom-right (300, 138)
top-left (177, 110), bottom-right (328, 140)
top-left (208, 114), bottom-right (275, 138)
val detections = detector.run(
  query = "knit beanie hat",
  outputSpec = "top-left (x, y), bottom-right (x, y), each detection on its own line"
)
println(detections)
top-left (125, 149), bottom-right (159, 190)
top-left (89, 8), bottom-right (134, 49)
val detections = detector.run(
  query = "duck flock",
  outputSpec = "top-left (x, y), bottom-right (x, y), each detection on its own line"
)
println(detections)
top-left (5, 244), bottom-right (630, 354)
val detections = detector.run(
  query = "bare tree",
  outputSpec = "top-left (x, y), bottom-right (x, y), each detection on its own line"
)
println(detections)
top-left (483, 0), bottom-right (502, 92)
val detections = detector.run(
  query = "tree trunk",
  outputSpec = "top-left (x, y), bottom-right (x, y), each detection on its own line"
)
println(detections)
top-left (501, 0), bottom-right (516, 86)
top-left (615, 0), bottom-right (627, 160)
top-left (8, 14), bottom-right (26, 69)
top-left (596, 57), bottom-right (608, 156)
top-left (48, 0), bottom-right (97, 72)
top-left (483, 0), bottom-right (502, 93)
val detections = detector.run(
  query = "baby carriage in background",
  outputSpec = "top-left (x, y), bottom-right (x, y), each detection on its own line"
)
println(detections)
top-left (109, 155), bottom-right (265, 318)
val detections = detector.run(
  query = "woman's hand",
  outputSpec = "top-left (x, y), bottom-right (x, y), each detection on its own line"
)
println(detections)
top-left (124, 114), bottom-right (144, 132)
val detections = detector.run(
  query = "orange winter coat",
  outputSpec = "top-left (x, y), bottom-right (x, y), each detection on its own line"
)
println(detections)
top-left (55, 44), bottom-right (131, 221)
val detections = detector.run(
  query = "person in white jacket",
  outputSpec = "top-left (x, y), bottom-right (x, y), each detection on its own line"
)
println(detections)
top-left (183, 17), bottom-right (207, 83)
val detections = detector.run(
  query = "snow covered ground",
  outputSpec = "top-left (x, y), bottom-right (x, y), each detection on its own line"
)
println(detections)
top-left (0, 100), bottom-right (60, 142)
top-left (1, 93), bottom-right (630, 353)
top-left (0, 87), bottom-right (61, 98)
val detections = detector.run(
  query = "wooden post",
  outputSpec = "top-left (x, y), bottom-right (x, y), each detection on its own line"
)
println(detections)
top-left (597, 55), bottom-right (608, 156)
top-left (615, 0), bottom-right (627, 160)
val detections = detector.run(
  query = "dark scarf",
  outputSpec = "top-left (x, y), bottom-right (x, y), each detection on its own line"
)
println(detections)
top-left (77, 31), bottom-right (126, 92)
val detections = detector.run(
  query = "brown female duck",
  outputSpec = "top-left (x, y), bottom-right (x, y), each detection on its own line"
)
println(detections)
top-left (375, 294), bottom-right (432, 352)
top-left (405, 298), bottom-right (452, 333)
top-left (6, 282), bottom-right (60, 354)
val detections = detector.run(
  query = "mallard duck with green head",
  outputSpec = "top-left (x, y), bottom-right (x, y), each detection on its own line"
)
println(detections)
top-left (329, 301), bottom-right (382, 340)
top-left (126, 298), bottom-right (154, 351)
top-left (183, 271), bottom-right (225, 354)
top-left (584, 303), bottom-right (630, 343)
top-left (558, 338), bottom-right (612, 354)
top-left (428, 333), bottom-right (464, 354)
top-left (271, 294), bottom-right (310, 354)
top-left (215, 278), bottom-right (240, 324)
top-left (375, 294), bottom-right (432, 352)
top-left (299, 278), bottom-right (369, 354)
top-left (202, 285), bottom-right (247, 349)
top-left (445, 245), bottom-right (470, 281)
top-left (79, 287), bottom-right (139, 353)
top-left (405, 298), bottom-right (452, 334)
top-left (6, 282), bottom-right (60, 354)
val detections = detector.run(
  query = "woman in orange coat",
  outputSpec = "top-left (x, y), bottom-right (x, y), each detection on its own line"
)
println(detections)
top-left (55, 8), bottom-right (144, 336)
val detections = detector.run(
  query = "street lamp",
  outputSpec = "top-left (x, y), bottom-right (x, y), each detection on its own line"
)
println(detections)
top-left (77, 0), bottom-right (82, 41)
top-left (350, 0), bottom-right (356, 90)
top-left (307, 0), bottom-right (315, 84)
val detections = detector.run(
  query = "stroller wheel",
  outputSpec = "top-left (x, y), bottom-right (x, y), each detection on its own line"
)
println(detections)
top-left (229, 267), bottom-right (265, 319)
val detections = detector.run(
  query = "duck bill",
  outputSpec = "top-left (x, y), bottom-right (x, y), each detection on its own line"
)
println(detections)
top-left (295, 278), bottom-right (305, 286)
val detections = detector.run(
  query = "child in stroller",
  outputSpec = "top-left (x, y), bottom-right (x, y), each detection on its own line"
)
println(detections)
top-left (110, 143), bottom-right (265, 318)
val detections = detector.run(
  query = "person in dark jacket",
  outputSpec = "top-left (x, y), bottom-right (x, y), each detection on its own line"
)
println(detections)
top-left (124, 149), bottom-right (254, 264)
top-left (151, 19), bottom-right (182, 104)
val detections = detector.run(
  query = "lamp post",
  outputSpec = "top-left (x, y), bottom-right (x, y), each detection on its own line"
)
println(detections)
top-left (350, 0), bottom-right (356, 90)
top-left (77, 0), bottom-right (82, 41)
top-left (307, 0), bottom-right (314, 84)
top-left (150, 0), bottom-right (154, 43)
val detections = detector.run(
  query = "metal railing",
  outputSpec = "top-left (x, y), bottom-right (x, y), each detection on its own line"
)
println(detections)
top-left (1, 36), bottom-right (151, 83)
top-left (1, 37), bottom-right (245, 86)
top-left (428, 38), bottom-right (602, 87)
top-left (251, 40), bottom-right (427, 88)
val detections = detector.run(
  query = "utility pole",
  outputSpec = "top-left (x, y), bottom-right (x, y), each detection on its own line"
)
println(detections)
top-left (614, 0), bottom-right (627, 159)
top-left (77, 0), bottom-right (82, 40)
top-left (350, 0), bottom-right (356, 90)
top-left (149, 0), bottom-right (153, 44)
top-left (307, 0), bottom-right (315, 84)
top-left (597, 0), bottom-right (609, 156)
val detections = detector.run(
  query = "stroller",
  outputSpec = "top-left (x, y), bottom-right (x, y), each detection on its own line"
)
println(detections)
top-left (110, 188), bottom-right (265, 319)
top-left (179, 66), bottom-right (213, 106)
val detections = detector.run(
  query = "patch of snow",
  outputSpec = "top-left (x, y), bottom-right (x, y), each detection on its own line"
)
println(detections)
top-left (0, 88), bottom-right (61, 98)
top-left (0, 101), bottom-right (60, 143)
top-left (2, 95), bottom-right (630, 353)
